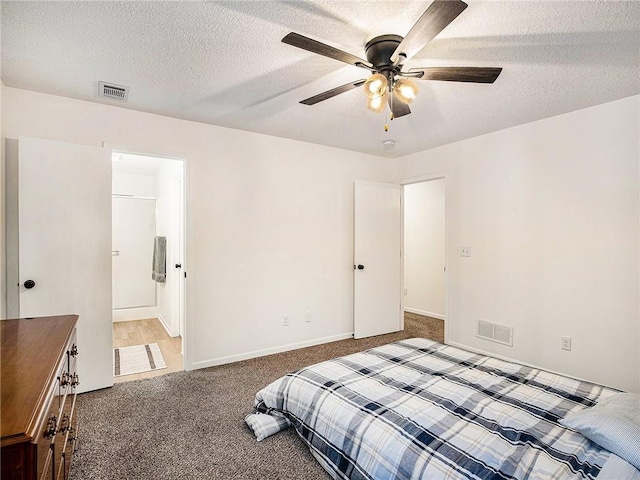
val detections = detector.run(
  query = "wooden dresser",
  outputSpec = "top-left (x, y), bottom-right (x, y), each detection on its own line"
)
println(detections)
top-left (1, 315), bottom-right (80, 480)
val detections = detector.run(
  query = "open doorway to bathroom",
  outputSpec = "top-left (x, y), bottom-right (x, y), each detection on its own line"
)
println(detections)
top-left (111, 151), bottom-right (185, 383)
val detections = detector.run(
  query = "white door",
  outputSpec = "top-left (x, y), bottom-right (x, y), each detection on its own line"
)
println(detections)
top-left (171, 175), bottom-right (185, 339)
top-left (18, 136), bottom-right (113, 392)
top-left (112, 196), bottom-right (157, 309)
top-left (353, 181), bottom-right (402, 339)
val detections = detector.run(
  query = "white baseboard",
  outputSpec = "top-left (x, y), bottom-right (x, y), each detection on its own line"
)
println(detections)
top-left (189, 332), bottom-right (354, 370)
top-left (156, 313), bottom-right (175, 337)
top-left (112, 306), bottom-right (158, 322)
top-left (404, 307), bottom-right (445, 320)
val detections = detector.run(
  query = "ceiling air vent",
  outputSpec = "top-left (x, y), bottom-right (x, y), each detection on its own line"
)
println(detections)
top-left (477, 319), bottom-right (513, 347)
top-left (99, 82), bottom-right (129, 102)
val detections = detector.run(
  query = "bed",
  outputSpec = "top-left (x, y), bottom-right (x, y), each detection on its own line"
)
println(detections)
top-left (246, 338), bottom-right (640, 480)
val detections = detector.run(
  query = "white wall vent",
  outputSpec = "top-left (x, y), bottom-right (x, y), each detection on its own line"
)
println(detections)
top-left (476, 319), bottom-right (513, 347)
top-left (99, 82), bottom-right (129, 101)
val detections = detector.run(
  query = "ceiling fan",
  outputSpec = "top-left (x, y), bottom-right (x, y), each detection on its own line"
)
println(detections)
top-left (282, 0), bottom-right (502, 130)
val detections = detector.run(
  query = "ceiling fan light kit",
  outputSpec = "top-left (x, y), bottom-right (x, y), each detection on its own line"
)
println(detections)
top-left (393, 78), bottom-right (419, 104)
top-left (367, 94), bottom-right (387, 113)
top-left (363, 73), bottom-right (388, 99)
top-left (281, 0), bottom-right (503, 133)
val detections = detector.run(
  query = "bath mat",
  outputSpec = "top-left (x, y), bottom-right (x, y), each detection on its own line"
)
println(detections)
top-left (113, 343), bottom-right (167, 377)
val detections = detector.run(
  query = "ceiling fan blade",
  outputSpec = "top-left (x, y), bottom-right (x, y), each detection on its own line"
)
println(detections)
top-left (388, 93), bottom-right (411, 118)
top-left (283, 32), bottom-right (373, 69)
top-left (391, 0), bottom-right (468, 63)
top-left (408, 66), bottom-right (503, 83)
top-left (300, 80), bottom-right (367, 106)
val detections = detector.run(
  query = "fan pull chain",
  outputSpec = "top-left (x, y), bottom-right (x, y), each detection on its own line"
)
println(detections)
top-left (385, 82), bottom-right (396, 132)
top-left (383, 99), bottom-right (388, 131)
top-left (384, 89), bottom-right (392, 132)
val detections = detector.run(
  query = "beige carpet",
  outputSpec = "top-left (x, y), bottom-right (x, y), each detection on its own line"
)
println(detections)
top-left (70, 313), bottom-right (443, 480)
top-left (404, 311), bottom-right (444, 343)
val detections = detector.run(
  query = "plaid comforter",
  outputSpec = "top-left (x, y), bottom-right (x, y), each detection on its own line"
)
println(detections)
top-left (248, 338), bottom-right (639, 480)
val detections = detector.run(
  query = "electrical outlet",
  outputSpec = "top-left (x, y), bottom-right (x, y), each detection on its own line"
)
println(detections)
top-left (305, 311), bottom-right (311, 323)
top-left (403, 288), bottom-right (408, 295)
top-left (561, 336), bottom-right (571, 351)
top-left (282, 315), bottom-right (289, 327)
top-left (460, 246), bottom-right (471, 257)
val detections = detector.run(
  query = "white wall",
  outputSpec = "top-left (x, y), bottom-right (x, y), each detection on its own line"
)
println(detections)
top-left (6, 86), bottom-right (635, 393)
top-left (395, 95), bottom-right (640, 393)
top-left (404, 179), bottom-right (445, 319)
top-left (112, 172), bottom-right (155, 197)
top-left (1, 87), bottom-right (394, 371)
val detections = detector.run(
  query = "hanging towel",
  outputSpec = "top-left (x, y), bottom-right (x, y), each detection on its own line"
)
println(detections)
top-left (152, 236), bottom-right (167, 283)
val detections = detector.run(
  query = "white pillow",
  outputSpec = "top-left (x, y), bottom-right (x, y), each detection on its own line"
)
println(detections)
top-left (560, 393), bottom-right (640, 470)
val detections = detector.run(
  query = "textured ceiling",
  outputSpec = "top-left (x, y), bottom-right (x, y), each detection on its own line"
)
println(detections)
top-left (2, 1), bottom-right (639, 158)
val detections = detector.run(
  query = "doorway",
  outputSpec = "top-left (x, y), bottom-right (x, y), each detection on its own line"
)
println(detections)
top-left (403, 178), bottom-right (446, 342)
top-left (111, 151), bottom-right (185, 382)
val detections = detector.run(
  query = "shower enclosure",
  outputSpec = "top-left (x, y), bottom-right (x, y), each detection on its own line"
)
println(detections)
top-left (112, 196), bottom-right (157, 312)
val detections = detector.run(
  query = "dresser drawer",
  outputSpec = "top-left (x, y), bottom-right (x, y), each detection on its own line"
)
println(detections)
top-left (1, 316), bottom-right (80, 480)
top-left (36, 375), bottom-right (63, 478)
top-left (0, 443), bottom-right (30, 480)
top-left (54, 392), bottom-right (77, 480)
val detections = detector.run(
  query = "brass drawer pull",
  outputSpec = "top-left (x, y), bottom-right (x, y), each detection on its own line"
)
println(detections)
top-left (58, 414), bottom-right (70, 434)
top-left (60, 372), bottom-right (71, 387)
top-left (44, 414), bottom-right (57, 439)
